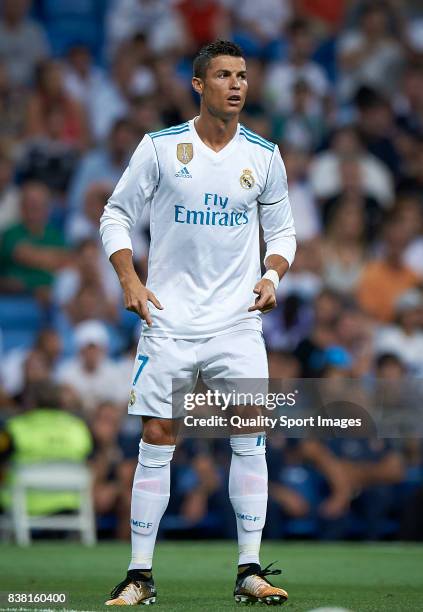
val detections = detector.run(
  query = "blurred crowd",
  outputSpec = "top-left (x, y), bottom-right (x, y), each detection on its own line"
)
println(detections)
top-left (0, 0), bottom-right (423, 541)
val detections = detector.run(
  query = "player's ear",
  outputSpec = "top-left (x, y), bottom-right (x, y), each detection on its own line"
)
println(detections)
top-left (192, 77), bottom-right (203, 96)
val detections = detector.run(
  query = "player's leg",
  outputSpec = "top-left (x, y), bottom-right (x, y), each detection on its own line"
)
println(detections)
top-left (200, 330), bottom-right (288, 605)
top-left (129, 417), bottom-right (178, 573)
top-left (106, 336), bottom-right (197, 606)
top-left (106, 417), bottom-right (177, 606)
top-left (230, 431), bottom-right (287, 605)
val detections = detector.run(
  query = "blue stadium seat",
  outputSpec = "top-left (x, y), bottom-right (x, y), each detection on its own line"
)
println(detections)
top-left (0, 296), bottom-right (43, 330)
top-left (0, 328), bottom-right (39, 352)
top-left (0, 297), bottom-right (44, 351)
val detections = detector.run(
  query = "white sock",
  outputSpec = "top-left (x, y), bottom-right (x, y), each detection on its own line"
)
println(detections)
top-left (128, 440), bottom-right (175, 571)
top-left (229, 433), bottom-right (267, 567)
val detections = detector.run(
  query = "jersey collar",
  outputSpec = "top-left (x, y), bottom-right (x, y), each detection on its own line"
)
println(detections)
top-left (189, 117), bottom-right (240, 162)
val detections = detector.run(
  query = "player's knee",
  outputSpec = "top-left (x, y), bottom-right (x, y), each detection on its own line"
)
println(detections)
top-left (230, 432), bottom-right (266, 456)
top-left (138, 439), bottom-right (175, 468)
top-left (142, 417), bottom-right (176, 446)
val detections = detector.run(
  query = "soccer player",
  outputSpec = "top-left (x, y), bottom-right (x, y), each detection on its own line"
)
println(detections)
top-left (100, 40), bottom-right (296, 606)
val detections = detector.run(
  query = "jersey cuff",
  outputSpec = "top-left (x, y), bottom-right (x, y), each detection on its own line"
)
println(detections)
top-left (101, 224), bottom-right (133, 259)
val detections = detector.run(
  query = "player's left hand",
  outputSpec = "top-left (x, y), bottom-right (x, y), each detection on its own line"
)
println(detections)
top-left (248, 279), bottom-right (277, 313)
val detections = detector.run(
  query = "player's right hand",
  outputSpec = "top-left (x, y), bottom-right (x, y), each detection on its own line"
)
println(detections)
top-left (123, 278), bottom-right (163, 327)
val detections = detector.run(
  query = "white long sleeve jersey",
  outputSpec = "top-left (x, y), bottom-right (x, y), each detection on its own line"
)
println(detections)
top-left (100, 119), bottom-right (296, 338)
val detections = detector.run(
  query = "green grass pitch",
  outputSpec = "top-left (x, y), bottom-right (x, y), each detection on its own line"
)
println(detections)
top-left (0, 541), bottom-right (422, 611)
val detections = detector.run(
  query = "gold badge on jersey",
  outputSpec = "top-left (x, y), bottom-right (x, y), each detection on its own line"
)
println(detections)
top-left (240, 168), bottom-right (255, 189)
top-left (177, 143), bottom-right (193, 164)
top-left (129, 389), bottom-right (136, 407)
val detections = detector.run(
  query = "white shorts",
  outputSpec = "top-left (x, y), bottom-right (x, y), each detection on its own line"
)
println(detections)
top-left (127, 330), bottom-right (268, 418)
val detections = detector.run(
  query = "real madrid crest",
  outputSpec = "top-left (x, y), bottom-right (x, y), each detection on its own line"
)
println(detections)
top-left (177, 143), bottom-right (193, 165)
top-left (240, 168), bottom-right (255, 189)
top-left (129, 389), bottom-right (136, 407)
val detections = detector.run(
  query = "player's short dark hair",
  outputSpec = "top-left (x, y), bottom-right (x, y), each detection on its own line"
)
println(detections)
top-left (193, 40), bottom-right (243, 79)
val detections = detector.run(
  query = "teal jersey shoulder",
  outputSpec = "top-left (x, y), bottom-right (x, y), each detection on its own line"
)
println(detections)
top-left (149, 122), bottom-right (190, 140)
top-left (239, 125), bottom-right (275, 153)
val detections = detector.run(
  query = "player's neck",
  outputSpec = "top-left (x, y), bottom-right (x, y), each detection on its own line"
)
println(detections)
top-left (194, 112), bottom-right (238, 153)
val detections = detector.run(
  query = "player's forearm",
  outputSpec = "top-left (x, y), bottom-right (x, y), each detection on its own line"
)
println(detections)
top-left (345, 454), bottom-right (404, 488)
top-left (110, 249), bottom-right (144, 288)
top-left (264, 254), bottom-right (289, 281)
top-left (301, 441), bottom-right (351, 498)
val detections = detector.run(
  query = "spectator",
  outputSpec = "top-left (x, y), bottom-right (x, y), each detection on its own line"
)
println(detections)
top-left (1, 328), bottom-right (62, 398)
top-left (152, 55), bottom-right (198, 127)
top-left (53, 238), bottom-right (121, 317)
top-left (89, 401), bottom-right (130, 537)
top-left (268, 351), bottom-right (301, 379)
top-left (355, 86), bottom-right (401, 178)
top-left (266, 438), bottom-right (323, 539)
top-left (231, 0), bottom-right (291, 60)
top-left (301, 436), bottom-right (404, 539)
top-left (167, 440), bottom-right (224, 534)
top-left (63, 45), bottom-right (106, 116)
top-left (334, 306), bottom-right (374, 377)
top-left (265, 18), bottom-right (330, 115)
top-left (0, 151), bottom-right (20, 233)
top-left (67, 118), bottom-right (135, 213)
top-left (398, 194), bottom-right (423, 277)
top-left (374, 289), bottom-right (423, 376)
top-left (66, 180), bottom-right (149, 286)
top-left (106, 0), bottom-right (186, 60)
top-left (282, 145), bottom-right (320, 243)
top-left (239, 58), bottom-right (268, 129)
top-left (273, 79), bottom-right (328, 151)
top-left (176, 0), bottom-right (230, 51)
top-left (0, 381), bottom-right (93, 516)
top-left (0, 61), bottom-right (27, 146)
top-left (0, 182), bottom-right (68, 297)
top-left (356, 214), bottom-right (422, 322)
top-left (65, 285), bottom-right (119, 327)
top-left (293, 288), bottom-right (343, 377)
top-left (309, 125), bottom-right (393, 207)
top-left (337, 1), bottom-right (405, 101)
top-left (321, 160), bottom-right (384, 242)
top-left (17, 106), bottom-right (79, 198)
top-left (25, 60), bottom-right (89, 150)
top-left (55, 319), bottom-right (127, 414)
top-left (130, 95), bottom-right (163, 141)
top-left (13, 349), bottom-right (52, 410)
top-left (66, 181), bottom-right (114, 245)
top-left (89, 45), bottom-right (156, 142)
top-left (0, 0), bottom-right (50, 87)
top-left (396, 61), bottom-right (423, 136)
top-left (321, 195), bottom-right (367, 294)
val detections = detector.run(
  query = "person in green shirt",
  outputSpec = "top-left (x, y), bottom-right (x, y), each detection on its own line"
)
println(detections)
top-left (0, 381), bottom-right (93, 515)
top-left (0, 181), bottom-right (69, 295)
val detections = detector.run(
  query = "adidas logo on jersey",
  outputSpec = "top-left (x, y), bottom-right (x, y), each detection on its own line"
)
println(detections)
top-left (175, 166), bottom-right (192, 178)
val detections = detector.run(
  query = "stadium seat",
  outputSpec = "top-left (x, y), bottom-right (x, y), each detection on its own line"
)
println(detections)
top-left (0, 297), bottom-right (44, 352)
top-left (0, 296), bottom-right (43, 329)
top-left (1, 462), bottom-right (96, 546)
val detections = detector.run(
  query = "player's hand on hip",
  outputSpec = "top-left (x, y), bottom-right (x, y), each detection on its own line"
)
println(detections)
top-left (122, 277), bottom-right (163, 327)
top-left (248, 279), bottom-right (277, 314)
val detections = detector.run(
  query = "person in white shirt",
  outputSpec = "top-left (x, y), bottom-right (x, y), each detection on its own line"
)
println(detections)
top-left (264, 18), bottom-right (330, 115)
top-left (56, 320), bottom-right (126, 413)
top-left (100, 40), bottom-right (295, 607)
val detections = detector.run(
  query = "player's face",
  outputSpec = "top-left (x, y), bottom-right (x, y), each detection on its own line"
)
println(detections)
top-left (194, 55), bottom-right (248, 119)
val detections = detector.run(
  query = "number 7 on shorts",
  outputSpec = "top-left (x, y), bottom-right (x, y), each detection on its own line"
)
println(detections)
top-left (133, 354), bottom-right (149, 386)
